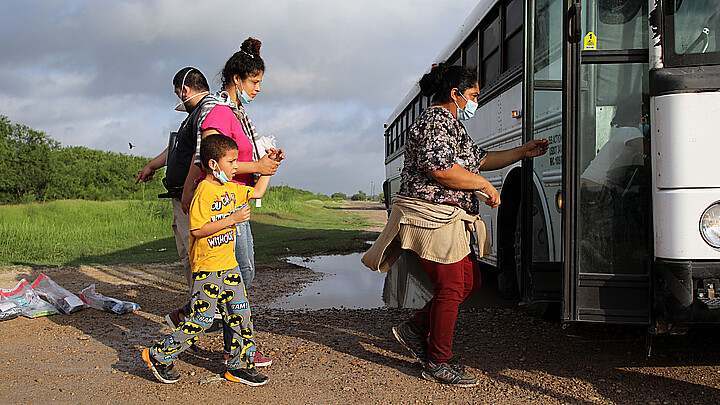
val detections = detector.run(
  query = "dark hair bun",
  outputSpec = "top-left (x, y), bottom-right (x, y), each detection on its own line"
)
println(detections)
top-left (419, 62), bottom-right (450, 97)
top-left (241, 37), bottom-right (262, 56)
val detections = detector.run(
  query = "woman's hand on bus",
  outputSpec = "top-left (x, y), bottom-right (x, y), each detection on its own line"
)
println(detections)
top-left (521, 138), bottom-right (550, 158)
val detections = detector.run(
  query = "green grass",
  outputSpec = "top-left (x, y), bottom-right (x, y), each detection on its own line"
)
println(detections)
top-left (0, 200), bottom-right (177, 266)
top-left (0, 190), bottom-right (378, 267)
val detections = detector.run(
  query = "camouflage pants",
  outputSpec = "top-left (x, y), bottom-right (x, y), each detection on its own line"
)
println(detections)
top-left (150, 266), bottom-right (257, 370)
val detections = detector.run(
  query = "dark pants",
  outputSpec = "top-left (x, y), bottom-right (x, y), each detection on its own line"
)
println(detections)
top-left (409, 252), bottom-right (481, 364)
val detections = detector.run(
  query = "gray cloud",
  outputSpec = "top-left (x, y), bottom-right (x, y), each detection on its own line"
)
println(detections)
top-left (0, 0), bottom-right (478, 195)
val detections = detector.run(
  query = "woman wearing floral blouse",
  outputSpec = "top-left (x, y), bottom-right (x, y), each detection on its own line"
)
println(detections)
top-left (364, 62), bottom-right (548, 387)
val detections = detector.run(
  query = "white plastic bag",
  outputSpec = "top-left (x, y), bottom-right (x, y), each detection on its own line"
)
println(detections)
top-left (0, 297), bottom-right (22, 321)
top-left (31, 273), bottom-right (86, 314)
top-left (254, 134), bottom-right (277, 159)
top-left (78, 284), bottom-right (140, 314)
top-left (0, 279), bottom-right (59, 318)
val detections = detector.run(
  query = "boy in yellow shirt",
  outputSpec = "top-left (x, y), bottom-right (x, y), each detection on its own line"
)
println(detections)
top-left (142, 134), bottom-right (269, 386)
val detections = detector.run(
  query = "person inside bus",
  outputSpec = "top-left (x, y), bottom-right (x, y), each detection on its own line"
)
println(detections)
top-left (581, 104), bottom-right (647, 190)
top-left (580, 100), bottom-right (650, 273)
top-left (362, 62), bottom-right (548, 387)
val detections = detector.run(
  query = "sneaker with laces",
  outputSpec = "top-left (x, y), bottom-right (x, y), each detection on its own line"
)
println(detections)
top-left (392, 322), bottom-right (427, 365)
top-left (421, 360), bottom-right (478, 387)
top-left (142, 348), bottom-right (180, 384)
top-left (253, 351), bottom-right (272, 367)
top-left (225, 367), bottom-right (269, 386)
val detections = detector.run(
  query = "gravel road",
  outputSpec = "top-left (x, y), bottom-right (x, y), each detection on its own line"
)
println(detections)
top-left (0, 203), bottom-right (718, 404)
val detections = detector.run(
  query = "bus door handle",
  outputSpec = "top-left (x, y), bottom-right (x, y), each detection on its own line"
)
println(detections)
top-left (569, 0), bottom-right (582, 44)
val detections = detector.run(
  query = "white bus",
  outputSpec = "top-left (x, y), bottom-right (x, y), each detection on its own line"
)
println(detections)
top-left (383, 0), bottom-right (720, 335)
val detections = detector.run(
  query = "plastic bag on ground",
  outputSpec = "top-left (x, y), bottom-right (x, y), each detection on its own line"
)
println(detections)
top-left (31, 273), bottom-right (86, 314)
top-left (0, 297), bottom-right (22, 321)
top-left (78, 284), bottom-right (140, 314)
top-left (0, 279), bottom-right (59, 318)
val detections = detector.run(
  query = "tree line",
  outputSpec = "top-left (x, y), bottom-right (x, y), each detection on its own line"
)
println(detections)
top-left (0, 115), bottom-right (165, 203)
top-left (0, 115), bottom-right (380, 204)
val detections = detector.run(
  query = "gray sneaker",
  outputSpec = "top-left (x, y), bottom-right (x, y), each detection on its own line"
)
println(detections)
top-left (422, 360), bottom-right (478, 387)
top-left (392, 322), bottom-right (427, 365)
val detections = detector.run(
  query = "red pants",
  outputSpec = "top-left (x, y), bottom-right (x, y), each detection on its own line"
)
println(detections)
top-left (409, 252), bottom-right (481, 364)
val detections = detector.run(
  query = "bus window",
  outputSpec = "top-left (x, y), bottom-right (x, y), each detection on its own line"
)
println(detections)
top-left (413, 99), bottom-right (420, 121)
top-left (505, 0), bottom-right (524, 69)
top-left (464, 32), bottom-right (480, 73)
top-left (449, 51), bottom-right (461, 66)
top-left (668, 0), bottom-right (720, 63)
top-left (578, 63), bottom-right (650, 275)
top-left (585, 0), bottom-right (647, 50)
top-left (505, 0), bottom-right (523, 35)
top-left (482, 15), bottom-right (501, 85)
top-left (394, 122), bottom-right (400, 152)
top-left (389, 125), bottom-right (395, 155)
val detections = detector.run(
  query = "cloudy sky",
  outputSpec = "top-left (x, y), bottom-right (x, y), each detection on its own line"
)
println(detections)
top-left (0, 0), bottom-right (479, 196)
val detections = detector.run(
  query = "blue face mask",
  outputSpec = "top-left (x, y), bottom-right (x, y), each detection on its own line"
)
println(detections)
top-left (212, 162), bottom-right (230, 184)
top-left (236, 81), bottom-right (253, 104)
top-left (455, 93), bottom-right (478, 121)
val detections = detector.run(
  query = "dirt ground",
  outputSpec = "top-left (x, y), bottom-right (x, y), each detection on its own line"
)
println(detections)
top-left (1, 202), bottom-right (720, 404)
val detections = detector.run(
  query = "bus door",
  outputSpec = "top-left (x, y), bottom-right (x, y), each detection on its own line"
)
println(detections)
top-left (562, 0), bottom-right (652, 323)
top-left (520, 0), bottom-right (565, 310)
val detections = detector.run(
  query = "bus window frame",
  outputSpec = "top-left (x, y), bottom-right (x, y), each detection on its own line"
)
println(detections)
top-left (462, 30), bottom-right (481, 79)
top-left (662, 0), bottom-right (720, 67)
top-left (451, 0), bottom-right (524, 104)
top-left (504, 0), bottom-right (524, 70)
top-left (482, 10), bottom-right (502, 86)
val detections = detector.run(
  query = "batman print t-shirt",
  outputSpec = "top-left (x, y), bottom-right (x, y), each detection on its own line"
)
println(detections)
top-left (188, 180), bottom-right (254, 272)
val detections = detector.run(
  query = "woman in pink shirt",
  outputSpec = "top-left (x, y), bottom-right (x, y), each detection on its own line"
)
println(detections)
top-left (201, 37), bottom-right (284, 368)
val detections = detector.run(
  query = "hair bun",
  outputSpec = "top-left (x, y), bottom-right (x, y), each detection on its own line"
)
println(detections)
top-left (419, 62), bottom-right (449, 97)
top-left (240, 37), bottom-right (262, 56)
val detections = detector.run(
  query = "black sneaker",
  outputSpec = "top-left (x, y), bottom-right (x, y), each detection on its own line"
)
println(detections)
top-left (142, 348), bottom-right (180, 384)
top-left (421, 360), bottom-right (478, 387)
top-left (392, 322), bottom-right (427, 365)
top-left (225, 367), bottom-right (269, 386)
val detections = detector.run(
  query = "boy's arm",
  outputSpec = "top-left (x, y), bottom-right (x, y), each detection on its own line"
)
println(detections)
top-left (190, 206), bottom-right (251, 238)
top-left (251, 176), bottom-right (270, 199)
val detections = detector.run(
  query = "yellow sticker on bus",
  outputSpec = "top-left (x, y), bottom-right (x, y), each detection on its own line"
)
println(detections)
top-left (584, 32), bottom-right (597, 51)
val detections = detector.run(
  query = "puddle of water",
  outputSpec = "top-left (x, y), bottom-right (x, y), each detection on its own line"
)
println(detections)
top-left (273, 253), bottom-right (386, 309)
top-left (271, 251), bottom-right (515, 310)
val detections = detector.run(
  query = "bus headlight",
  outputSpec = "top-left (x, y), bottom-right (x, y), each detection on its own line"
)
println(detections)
top-left (700, 202), bottom-right (720, 249)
